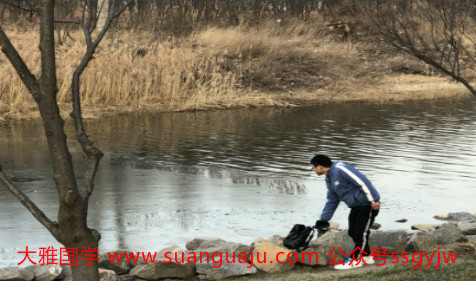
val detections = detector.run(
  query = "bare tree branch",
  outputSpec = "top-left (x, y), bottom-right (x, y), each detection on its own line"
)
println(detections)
top-left (0, 0), bottom-right (37, 13)
top-left (86, 0), bottom-right (98, 32)
top-left (54, 19), bottom-right (81, 25)
top-left (0, 165), bottom-right (59, 237)
top-left (50, 0), bottom-right (134, 200)
top-left (1, 1), bottom-right (134, 279)
top-left (70, 0), bottom-right (134, 198)
top-left (365, 0), bottom-right (476, 98)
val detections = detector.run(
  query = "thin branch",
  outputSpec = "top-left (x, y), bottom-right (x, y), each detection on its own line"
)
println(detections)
top-left (0, 0), bottom-right (37, 13)
top-left (70, 0), bottom-right (134, 198)
top-left (86, 0), bottom-right (97, 32)
top-left (0, 165), bottom-right (59, 238)
top-left (54, 19), bottom-right (81, 25)
top-left (92, 0), bottom-right (133, 47)
top-left (369, 0), bottom-right (476, 98)
top-left (388, 35), bottom-right (476, 97)
top-left (55, 19), bottom-right (93, 46)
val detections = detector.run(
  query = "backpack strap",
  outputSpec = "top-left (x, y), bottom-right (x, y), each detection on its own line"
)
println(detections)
top-left (298, 227), bottom-right (316, 252)
top-left (304, 228), bottom-right (316, 247)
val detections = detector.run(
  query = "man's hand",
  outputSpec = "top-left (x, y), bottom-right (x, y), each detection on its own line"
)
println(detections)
top-left (315, 220), bottom-right (330, 230)
top-left (371, 202), bottom-right (381, 210)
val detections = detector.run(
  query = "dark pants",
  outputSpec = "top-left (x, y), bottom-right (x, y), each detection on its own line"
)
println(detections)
top-left (348, 205), bottom-right (379, 259)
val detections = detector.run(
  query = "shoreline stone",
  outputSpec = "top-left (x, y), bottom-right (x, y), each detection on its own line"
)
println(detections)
top-left (251, 239), bottom-right (295, 273)
top-left (27, 264), bottom-right (62, 281)
top-left (430, 223), bottom-right (467, 245)
top-left (0, 267), bottom-right (34, 281)
top-left (2, 211), bottom-right (475, 281)
top-left (411, 224), bottom-right (440, 232)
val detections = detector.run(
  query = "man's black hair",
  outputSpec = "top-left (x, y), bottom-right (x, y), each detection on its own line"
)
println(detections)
top-left (310, 154), bottom-right (333, 167)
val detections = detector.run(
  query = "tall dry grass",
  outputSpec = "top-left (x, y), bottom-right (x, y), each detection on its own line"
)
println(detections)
top-left (2, 25), bottom-right (289, 119)
top-left (0, 20), bottom-right (470, 120)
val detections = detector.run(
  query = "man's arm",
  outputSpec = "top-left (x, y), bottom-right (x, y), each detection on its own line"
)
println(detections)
top-left (320, 189), bottom-right (340, 221)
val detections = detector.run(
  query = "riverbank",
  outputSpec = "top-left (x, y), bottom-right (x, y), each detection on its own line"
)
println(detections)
top-left (1, 211), bottom-right (475, 281)
top-left (0, 20), bottom-right (472, 122)
top-left (226, 257), bottom-right (476, 281)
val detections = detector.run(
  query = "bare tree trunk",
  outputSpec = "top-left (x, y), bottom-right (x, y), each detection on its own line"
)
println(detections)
top-left (58, 205), bottom-right (100, 280)
top-left (0, 1), bottom-right (100, 280)
top-left (1, 0), bottom-right (132, 280)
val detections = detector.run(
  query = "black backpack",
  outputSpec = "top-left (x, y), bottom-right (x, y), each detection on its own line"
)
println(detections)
top-left (283, 224), bottom-right (316, 251)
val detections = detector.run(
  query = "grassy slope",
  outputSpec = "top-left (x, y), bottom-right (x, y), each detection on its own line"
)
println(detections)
top-left (226, 256), bottom-right (476, 281)
top-left (0, 19), bottom-right (472, 120)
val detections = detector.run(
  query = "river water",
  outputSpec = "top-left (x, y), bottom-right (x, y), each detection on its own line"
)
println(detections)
top-left (0, 98), bottom-right (475, 266)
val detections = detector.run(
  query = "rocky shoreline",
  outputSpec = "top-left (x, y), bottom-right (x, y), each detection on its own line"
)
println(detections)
top-left (1, 211), bottom-right (475, 281)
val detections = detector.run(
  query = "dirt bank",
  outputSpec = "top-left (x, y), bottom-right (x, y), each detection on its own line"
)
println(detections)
top-left (226, 256), bottom-right (476, 281)
top-left (0, 20), bottom-right (472, 122)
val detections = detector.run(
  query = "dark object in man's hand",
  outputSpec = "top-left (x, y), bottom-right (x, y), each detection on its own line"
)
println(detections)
top-left (315, 220), bottom-right (330, 230)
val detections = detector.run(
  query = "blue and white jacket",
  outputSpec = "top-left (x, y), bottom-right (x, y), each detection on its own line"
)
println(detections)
top-left (320, 161), bottom-right (380, 221)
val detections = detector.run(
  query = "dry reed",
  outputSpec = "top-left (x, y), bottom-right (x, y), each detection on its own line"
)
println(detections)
top-left (0, 21), bottom-right (471, 121)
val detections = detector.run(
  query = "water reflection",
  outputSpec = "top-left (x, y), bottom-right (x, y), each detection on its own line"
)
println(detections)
top-left (0, 97), bottom-right (475, 267)
top-left (83, 98), bottom-right (476, 187)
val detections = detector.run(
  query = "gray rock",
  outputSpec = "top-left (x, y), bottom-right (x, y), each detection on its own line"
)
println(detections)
top-left (251, 239), bottom-right (295, 273)
top-left (116, 275), bottom-right (136, 281)
top-left (294, 247), bottom-right (328, 266)
top-left (180, 239), bottom-right (254, 280)
top-left (369, 230), bottom-right (409, 253)
top-left (99, 268), bottom-right (118, 281)
top-left (195, 260), bottom-right (257, 280)
top-left (430, 223), bottom-right (468, 245)
top-left (58, 265), bottom-right (72, 281)
top-left (188, 240), bottom-right (252, 262)
top-left (452, 243), bottom-right (476, 256)
top-left (405, 230), bottom-right (420, 235)
top-left (434, 212), bottom-right (476, 223)
top-left (411, 224), bottom-right (440, 232)
top-left (129, 260), bottom-right (195, 280)
top-left (28, 264), bottom-right (62, 281)
top-left (0, 267), bottom-right (34, 281)
top-left (189, 248), bottom-right (251, 266)
top-left (157, 245), bottom-right (184, 257)
top-left (448, 212), bottom-right (476, 223)
top-left (148, 245), bottom-right (185, 268)
top-left (406, 231), bottom-right (438, 252)
top-left (267, 235), bottom-right (285, 246)
top-left (124, 264), bottom-right (154, 280)
top-left (186, 238), bottom-right (228, 251)
top-left (329, 222), bottom-right (340, 230)
top-left (310, 230), bottom-right (355, 259)
top-left (457, 222), bottom-right (476, 235)
top-left (99, 252), bottom-right (130, 274)
top-left (465, 235), bottom-right (476, 243)
top-left (434, 214), bottom-right (449, 221)
top-left (370, 223), bottom-right (381, 230)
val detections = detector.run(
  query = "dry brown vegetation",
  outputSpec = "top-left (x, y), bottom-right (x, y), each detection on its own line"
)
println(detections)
top-left (0, 18), bottom-right (471, 121)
